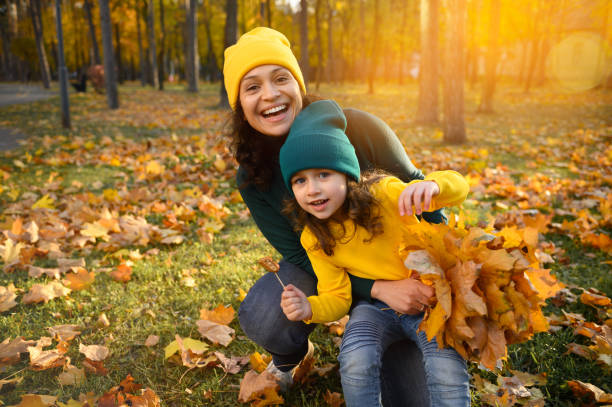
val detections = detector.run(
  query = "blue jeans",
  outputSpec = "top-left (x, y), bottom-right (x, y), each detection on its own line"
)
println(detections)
top-left (238, 260), bottom-right (431, 405)
top-left (339, 300), bottom-right (470, 407)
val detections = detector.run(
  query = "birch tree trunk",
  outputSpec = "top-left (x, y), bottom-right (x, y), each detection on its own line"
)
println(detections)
top-left (185, 0), bottom-right (198, 92)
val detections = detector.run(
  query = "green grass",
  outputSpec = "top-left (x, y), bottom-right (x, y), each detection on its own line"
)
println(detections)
top-left (0, 81), bottom-right (611, 406)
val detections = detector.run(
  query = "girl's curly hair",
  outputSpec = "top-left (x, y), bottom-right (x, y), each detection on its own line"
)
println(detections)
top-left (282, 170), bottom-right (388, 256)
top-left (227, 94), bottom-right (320, 190)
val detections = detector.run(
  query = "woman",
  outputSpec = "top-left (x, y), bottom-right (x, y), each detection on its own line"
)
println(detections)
top-left (224, 27), bottom-right (448, 405)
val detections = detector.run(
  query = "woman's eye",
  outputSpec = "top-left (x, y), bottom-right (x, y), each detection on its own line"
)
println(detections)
top-left (276, 76), bottom-right (288, 83)
top-left (246, 85), bottom-right (258, 92)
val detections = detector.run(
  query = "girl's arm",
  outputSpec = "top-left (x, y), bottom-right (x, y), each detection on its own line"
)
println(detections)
top-left (298, 234), bottom-right (353, 324)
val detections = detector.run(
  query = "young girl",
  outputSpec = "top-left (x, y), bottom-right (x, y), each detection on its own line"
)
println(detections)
top-left (279, 99), bottom-right (471, 407)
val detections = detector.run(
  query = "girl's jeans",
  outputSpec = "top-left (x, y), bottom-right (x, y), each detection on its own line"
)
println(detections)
top-left (238, 260), bottom-right (431, 406)
top-left (339, 300), bottom-right (471, 407)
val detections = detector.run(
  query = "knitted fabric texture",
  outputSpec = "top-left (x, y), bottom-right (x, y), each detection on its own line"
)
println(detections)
top-left (280, 100), bottom-right (361, 190)
top-left (223, 27), bottom-right (306, 110)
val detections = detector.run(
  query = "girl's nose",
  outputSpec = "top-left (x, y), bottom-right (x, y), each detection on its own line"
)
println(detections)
top-left (306, 180), bottom-right (320, 195)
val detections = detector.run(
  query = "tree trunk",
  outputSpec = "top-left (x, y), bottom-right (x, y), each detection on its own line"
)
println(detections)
top-left (114, 23), bottom-right (123, 84)
top-left (202, 0), bottom-right (220, 82)
top-left (259, 0), bottom-right (265, 25)
top-left (367, 0), bottom-right (380, 94)
top-left (326, 0), bottom-right (333, 83)
top-left (83, 0), bottom-right (101, 65)
top-left (136, 1), bottom-right (146, 86)
top-left (416, 0), bottom-right (439, 124)
top-left (186, 0), bottom-right (199, 92)
top-left (55, 0), bottom-right (71, 126)
top-left (158, 0), bottom-right (165, 90)
top-left (443, 0), bottom-right (466, 144)
top-left (478, 0), bottom-right (500, 113)
top-left (29, 0), bottom-right (51, 88)
top-left (314, 0), bottom-right (323, 90)
top-left (266, 0), bottom-right (272, 27)
top-left (397, 0), bottom-right (408, 85)
top-left (219, 0), bottom-right (237, 107)
top-left (299, 0), bottom-right (310, 84)
top-left (98, 0), bottom-right (119, 108)
top-left (147, 0), bottom-right (159, 88)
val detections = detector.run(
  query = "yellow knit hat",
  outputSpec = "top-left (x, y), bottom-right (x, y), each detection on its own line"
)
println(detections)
top-left (223, 27), bottom-right (306, 110)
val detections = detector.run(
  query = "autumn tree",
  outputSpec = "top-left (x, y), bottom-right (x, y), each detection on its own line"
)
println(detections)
top-left (29, 0), bottom-right (51, 89)
top-left (299, 0), bottom-right (310, 84)
top-left (158, 0), bottom-right (166, 90)
top-left (367, 0), bottom-right (380, 94)
top-left (443, 0), bottom-right (466, 144)
top-left (416, 0), bottom-right (440, 124)
top-left (185, 0), bottom-right (198, 93)
top-left (99, 0), bottom-right (119, 108)
top-left (83, 0), bottom-right (101, 65)
top-left (219, 0), bottom-right (237, 108)
top-left (136, 0), bottom-right (146, 86)
top-left (147, 0), bottom-right (159, 89)
top-left (478, 0), bottom-right (501, 113)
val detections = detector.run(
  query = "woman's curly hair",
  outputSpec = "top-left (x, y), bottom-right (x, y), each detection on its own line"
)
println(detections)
top-left (282, 170), bottom-right (388, 256)
top-left (227, 94), bottom-right (320, 190)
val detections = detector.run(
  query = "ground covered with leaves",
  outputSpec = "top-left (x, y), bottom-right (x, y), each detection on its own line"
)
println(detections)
top-left (0, 82), bottom-right (610, 406)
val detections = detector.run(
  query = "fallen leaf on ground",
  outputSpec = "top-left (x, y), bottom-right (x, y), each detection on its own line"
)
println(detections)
top-left (28, 342), bottom-right (67, 371)
top-left (196, 319), bottom-right (235, 346)
top-left (214, 351), bottom-right (249, 374)
top-left (7, 394), bottom-right (57, 407)
top-left (199, 304), bottom-right (235, 325)
top-left (250, 351), bottom-right (272, 373)
top-left (79, 343), bottom-right (109, 361)
top-left (144, 335), bottom-right (160, 347)
top-left (110, 262), bottom-right (132, 282)
top-left (48, 325), bottom-right (81, 341)
top-left (63, 267), bottom-right (95, 290)
top-left (0, 337), bottom-right (37, 367)
top-left (57, 363), bottom-right (86, 386)
top-left (238, 369), bottom-right (280, 403)
top-left (567, 380), bottom-right (612, 403)
top-left (323, 389), bottom-right (345, 407)
top-left (0, 284), bottom-right (18, 312)
top-left (22, 281), bottom-right (70, 304)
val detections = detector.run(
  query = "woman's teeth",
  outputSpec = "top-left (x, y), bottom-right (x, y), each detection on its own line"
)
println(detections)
top-left (262, 105), bottom-right (287, 117)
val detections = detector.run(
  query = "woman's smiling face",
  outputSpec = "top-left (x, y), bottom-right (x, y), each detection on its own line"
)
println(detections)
top-left (238, 65), bottom-right (303, 137)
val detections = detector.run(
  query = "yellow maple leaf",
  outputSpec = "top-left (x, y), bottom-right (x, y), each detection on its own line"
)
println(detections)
top-left (32, 194), bottom-right (55, 210)
top-left (2, 239), bottom-right (24, 264)
top-left (249, 352), bottom-right (271, 373)
top-left (145, 160), bottom-right (164, 176)
top-left (199, 304), bottom-right (235, 325)
top-left (63, 267), bottom-right (95, 291)
top-left (498, 226), bottom-right (523, 248)
top-left (80, 222), bottom-right (110, 239)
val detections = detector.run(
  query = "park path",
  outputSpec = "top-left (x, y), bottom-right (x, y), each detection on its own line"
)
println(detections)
top-left (0, 83), bottom-right (55, 151)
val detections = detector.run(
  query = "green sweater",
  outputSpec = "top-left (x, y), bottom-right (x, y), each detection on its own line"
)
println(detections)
top-left (237, 107), bottom-right (445, 302)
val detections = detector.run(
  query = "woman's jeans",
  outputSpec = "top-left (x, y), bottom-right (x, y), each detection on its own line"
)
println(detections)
top-left (339, 300), bottom-right (471, 407)
top-left (238, 260), bottom-right (434, 406)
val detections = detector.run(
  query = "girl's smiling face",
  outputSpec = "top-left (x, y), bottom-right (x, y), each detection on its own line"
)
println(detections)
top-left (291, 169), bottom-right (348, 219)
top-left (238, 65), bottom-right (303, 137)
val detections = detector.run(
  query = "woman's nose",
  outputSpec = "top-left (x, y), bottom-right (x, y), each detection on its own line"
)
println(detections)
top-left (261, 82), bottom-right (280, 99)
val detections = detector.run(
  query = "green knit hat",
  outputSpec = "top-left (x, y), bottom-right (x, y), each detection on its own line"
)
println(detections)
top-left (280, 100), bottom-right (360, 190)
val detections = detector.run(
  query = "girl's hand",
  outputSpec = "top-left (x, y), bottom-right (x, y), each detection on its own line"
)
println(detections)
top-left (398, 181), bottom-right (440, 216)
top-left (281, 284), bottom-right (313, 321)
top-left (370, 276), bottom-right (435, 314)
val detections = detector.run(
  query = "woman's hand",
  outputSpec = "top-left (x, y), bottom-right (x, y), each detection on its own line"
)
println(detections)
top-left (281, 284), bottom-right (313, 321)
top-left (370, 276), bottom-right (435, 314)
top-left (398, 181), bottom-right (440, 216)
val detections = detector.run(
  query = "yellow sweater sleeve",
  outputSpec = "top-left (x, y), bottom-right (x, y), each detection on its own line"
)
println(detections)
top-left (301, 232), bottom-right (352, 324)
top-left (378, 171), bottom-right (469, 213)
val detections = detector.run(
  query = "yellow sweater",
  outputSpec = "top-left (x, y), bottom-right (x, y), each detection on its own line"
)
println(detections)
top-left (301, 171), bottom-right (469, 323)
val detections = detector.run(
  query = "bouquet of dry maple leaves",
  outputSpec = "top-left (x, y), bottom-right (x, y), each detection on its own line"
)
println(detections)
top-left (399, 211), bottom-right (564, 370)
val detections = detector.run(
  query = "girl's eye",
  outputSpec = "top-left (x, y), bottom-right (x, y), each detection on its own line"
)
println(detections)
top-left (292, 177), bottom-right (305, 185)
top-left (319, 171), bottom-right (330, 178)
